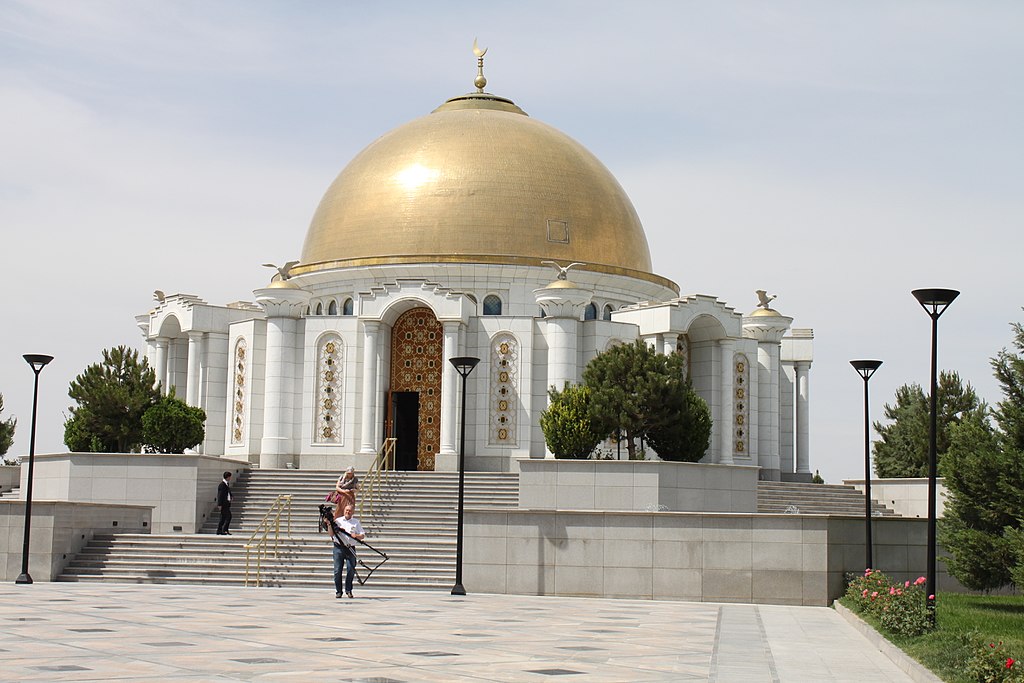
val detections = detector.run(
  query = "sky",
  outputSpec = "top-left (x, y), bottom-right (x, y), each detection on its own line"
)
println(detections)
top-left (1, 1), bottom-right (1022, 484)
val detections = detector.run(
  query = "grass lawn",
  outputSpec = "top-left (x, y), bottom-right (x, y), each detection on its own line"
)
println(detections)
top-left (842, 592), bottom-right (1024, 682)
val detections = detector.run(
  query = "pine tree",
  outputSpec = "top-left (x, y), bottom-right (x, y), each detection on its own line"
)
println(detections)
top-left (582, 340), bottom-right (710, 461)
top-left (872, 371), bottom-right (982, 478)
top-left (0, 394), bottom-right (15, 457)
top-left (64, 346), bottom-right (160, 453)
top-left (939, 316), bottom-right (1024, 590)
top-left (540, 384), bottom-right (604, 459)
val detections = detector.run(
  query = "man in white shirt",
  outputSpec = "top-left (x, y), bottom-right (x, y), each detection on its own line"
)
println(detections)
top-left (328, 504), bottom-right (365, 598)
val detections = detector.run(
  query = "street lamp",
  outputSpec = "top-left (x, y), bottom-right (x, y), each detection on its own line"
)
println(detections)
top-left (912, 287), bottom-right (959, 621)
top-left (449, 356), bottom-right (479, 596)
top-left (850, 359), bottom-right (882, 570)
top-left (16, 353), bottom-right (54, 585)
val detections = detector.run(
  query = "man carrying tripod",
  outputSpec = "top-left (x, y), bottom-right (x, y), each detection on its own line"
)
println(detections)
top-left (325, 503), bottom-right (365, 599)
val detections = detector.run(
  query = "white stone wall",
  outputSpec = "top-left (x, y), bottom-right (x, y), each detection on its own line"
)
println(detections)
top-left (22, 453), bottom-right (249, 533)
top-left (465, 510), bottom-right (960, 606)
top-left (845, 478), bottom-right (948, 519)
top-left (0, 501), bottom-right (151, 581)
top-left (518, 460), bottom-right (758, 512)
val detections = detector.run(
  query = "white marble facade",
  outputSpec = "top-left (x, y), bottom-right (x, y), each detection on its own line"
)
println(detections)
top-left (135, 75), bottom-right (814, 479)
top-left (138, 270), bottom-right (813, 478)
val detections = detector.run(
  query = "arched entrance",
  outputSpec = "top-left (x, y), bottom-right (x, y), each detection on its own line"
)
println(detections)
top-left (389, 307), bottom-right (443, 470)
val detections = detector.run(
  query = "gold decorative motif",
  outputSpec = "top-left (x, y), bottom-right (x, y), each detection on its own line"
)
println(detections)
top-left (734, 352), bottom-right (750, 456)
top-left (390, 308), bottom-right (443, 470)
top-left (230, 338), bottom-right (247, 445)
top-left (490, 333), bottom-right (519, 445)
top-left (314, 334), bottom-right (343, 444)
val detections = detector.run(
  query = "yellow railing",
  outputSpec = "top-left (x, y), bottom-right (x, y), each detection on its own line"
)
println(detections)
top-left (244, 494), bottom-right (293, 587)
top-left (357, 438), bottom-right (396, 521)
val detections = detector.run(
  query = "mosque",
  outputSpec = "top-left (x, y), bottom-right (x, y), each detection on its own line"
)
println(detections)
top-left (136, 50), bottom-right (814, 480)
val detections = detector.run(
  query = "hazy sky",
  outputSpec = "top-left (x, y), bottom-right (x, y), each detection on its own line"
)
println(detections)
top-left (2, 1), bottom-right (1021, 484)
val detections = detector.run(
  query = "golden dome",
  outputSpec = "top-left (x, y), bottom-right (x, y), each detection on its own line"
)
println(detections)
top-left (298, 91), bottom-right (656, 281)
top-left (749, 307), bottom-right (783, 317)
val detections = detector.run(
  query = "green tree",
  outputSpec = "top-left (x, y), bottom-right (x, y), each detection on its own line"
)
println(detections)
top-left (64, 346), bottom-right (161, 453)
top-left (872, 371), bottom-right (982, 478)
top-left (0, 394), bottom-right (15, 457)
top-left (540, 384), bottom-right (604, 459)
top-left (142, 391), bottom-right (206, 454)
top-left (644, 380), bottom-right (711, 462)
top-left (939, 317), bottom-right (1024, 591)
top-left (583, 340), bottom-right (709, 461)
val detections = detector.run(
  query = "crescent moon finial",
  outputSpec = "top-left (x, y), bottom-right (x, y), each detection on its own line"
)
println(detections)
top-left (472, 38), bottom-right (488, 92)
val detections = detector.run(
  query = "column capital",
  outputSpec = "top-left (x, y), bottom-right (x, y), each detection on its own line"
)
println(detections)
top-left (533, 282), bottom-right (592, 319)
top-left (187, 330), bottom-right (205, 342)
top-left (254, 284), bottom-right (311, 318)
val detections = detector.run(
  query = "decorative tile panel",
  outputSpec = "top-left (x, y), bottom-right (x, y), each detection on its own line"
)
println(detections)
top-left (390, 308), bottom-right (443, 470)
top-left (489, 333), bottom-right (519, 445)
top-left (314, 334), bottom-right (343, 443)
top-left (230, 338), bottom-right (247, 445)
top-left (734, 353), bottom-right (750, 456)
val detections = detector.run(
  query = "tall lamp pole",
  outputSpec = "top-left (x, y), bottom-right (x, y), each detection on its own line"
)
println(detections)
top-left (16, 354), bottom-right (54, 585)
top-left (912, 288), bottom-right (959, 622)
top-left (850, 359), bottom-right (882, 570)
top-left (449, 356), bottom-right (479, 596)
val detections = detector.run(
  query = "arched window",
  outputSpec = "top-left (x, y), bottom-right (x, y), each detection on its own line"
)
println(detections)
top-left (483, 294), bottom-right (502, 316)
top-left (584, 303), bottom-right (598, 321)
top-left (342, 298), bottom-right (354, 316)
top-left (538, 308), bottom-right (546, 318)
top-left (315, 302), bottom-right (323, 316)
top-left (304, 305), bottom-right (311, 316)
top-left (603, 304), bottom-right (614, 321)
top-left (328, 300), bottom-right (338, 316)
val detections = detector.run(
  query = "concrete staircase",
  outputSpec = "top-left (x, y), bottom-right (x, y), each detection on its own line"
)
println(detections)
top-left (56, 469), bottom-right (519, 589)
top-left (757, 481), bottom-right (899, 517)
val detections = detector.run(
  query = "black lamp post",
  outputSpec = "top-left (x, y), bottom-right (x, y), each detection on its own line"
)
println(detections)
top-left (912, 287), bottom-right (959, 621)
top-left (16, 353), bottom-right (54, 585)
top-left (850, 359), bottom-right (882, 570)
top-left (449, 356), bottom-right (479, 596)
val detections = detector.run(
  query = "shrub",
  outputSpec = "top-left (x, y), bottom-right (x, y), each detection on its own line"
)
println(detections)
top-left (142, 393), bottom-right (206, 454)
top-left (844, 569), bottom-right (933, 638)
top-left (540, 384), bottom-right (603, 459)
top-left (960, 634), bottom-right (1023, 683)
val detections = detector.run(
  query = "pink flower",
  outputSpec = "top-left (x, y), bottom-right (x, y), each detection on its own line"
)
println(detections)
top-left (991, 643), bottom-right (998, 648)
top-left (862, 589), bottom-right (868, 597)
top-left (871, 591), bottom-right (878, 599)
top-left (904, 580), bottom-right (910, 588)
top-left (929, 594), bottom-right (935, 600)
top-left (914, 577), bottom-right (926, 585)
top-left (889, 587), bottom-right (896, 595)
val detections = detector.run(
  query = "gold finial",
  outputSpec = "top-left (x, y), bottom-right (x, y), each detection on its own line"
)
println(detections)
top-left (472, 38), bottom-right (488, 92)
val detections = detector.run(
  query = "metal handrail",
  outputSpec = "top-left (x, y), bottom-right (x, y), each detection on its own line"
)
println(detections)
top-left (243, 494), bottom-right (293, 587)
top-left (357, 438), bottom-right (396, 521)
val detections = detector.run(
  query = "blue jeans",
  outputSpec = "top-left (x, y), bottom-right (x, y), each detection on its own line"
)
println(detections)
top-left (333, 544), bottom-right (356, 593)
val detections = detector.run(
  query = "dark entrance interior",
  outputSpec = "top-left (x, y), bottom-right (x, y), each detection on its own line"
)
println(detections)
top-left (392, 391), bottom-right (420, 471)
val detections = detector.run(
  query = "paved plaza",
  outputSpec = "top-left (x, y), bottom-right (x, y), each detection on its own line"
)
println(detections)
top-left (0, 583), bottom-right (918, 682)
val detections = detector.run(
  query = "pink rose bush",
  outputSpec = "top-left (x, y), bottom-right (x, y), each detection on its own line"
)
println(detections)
top-left (962, 638), bottom-right (1024, 683)
top-left (843, 569), bottom-right (932, 637)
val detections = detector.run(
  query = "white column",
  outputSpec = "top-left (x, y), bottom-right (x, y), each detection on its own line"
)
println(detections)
top-left (662, 333), bottom-right (679, 357)
top-left (546, 318), bottom-right (579, 391)
top-left (438, 321), bottom-right (461, 462)
top-left (795, 361), bottom-right (811, 474)
top-left (154, 338), bottom-right (169, 395)
top-left (767, 342), bottom-right (782, 479)
top-left (260, 317), bottom-right (289, 466)
top-left (186, 331), bottom-right (204, 407)
top-left (254, 285), bottom-right (310, 469)
top-left (718, 339), bottom-right (735, 465)
top-left (360, 321), bottom-right (381, 455)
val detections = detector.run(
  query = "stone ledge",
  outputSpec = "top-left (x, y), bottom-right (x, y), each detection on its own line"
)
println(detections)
top-left (833, 601), bottom-right (943, 683)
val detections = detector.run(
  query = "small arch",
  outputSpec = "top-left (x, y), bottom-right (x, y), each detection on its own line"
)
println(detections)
top-left (584, 303), bottom-right (598, 321)
top-left (315, 302), bottom-right (324, 316)
top-left (603, 304), bottom-right (613, 321)
top-left (328, 299), bottom-right (338, 316)
top-left (483, 294), bottom-right (502, 316)
top-left (342, 298), bottom-right (354, 316)
top-left (304, 305), bottom-right (311, 316)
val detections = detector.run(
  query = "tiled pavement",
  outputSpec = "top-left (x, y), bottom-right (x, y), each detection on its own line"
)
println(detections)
top-left (0, 583), bottom-right (918, 682)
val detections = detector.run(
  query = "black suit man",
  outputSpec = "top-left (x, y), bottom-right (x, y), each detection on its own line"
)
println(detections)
top-left (216, 471), bottom-right (233, 535)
